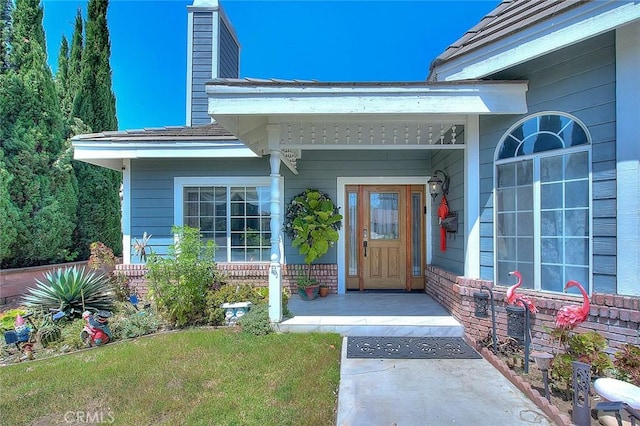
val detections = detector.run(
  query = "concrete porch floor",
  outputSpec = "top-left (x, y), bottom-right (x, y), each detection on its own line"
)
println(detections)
top-left (276, 292), bottom-right (464, 337)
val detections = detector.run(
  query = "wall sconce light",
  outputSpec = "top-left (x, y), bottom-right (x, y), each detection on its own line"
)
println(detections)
top-left (428, 170), bottom-right (450, 201)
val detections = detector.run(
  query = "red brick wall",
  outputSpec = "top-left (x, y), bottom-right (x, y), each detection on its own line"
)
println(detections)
top-left (115, 263), bottom-right (339, 296)
top-left (1, 261), bottom-right (91, 307)
top-left (426, 265), bottom-right (640, 355)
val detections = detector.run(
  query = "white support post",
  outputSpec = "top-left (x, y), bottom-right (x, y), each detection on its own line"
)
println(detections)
top-left (615, 22), bottom-right (640, 296)
top-left (121, 159), bottom-right (131, 264)
top-left (267, 125), bottom-right (283, 322)
top-left (464, 116), bottom-right (480, 278)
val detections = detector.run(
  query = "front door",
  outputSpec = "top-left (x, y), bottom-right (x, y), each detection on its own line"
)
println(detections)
top-left (345, 185), bottom-right (425, 291)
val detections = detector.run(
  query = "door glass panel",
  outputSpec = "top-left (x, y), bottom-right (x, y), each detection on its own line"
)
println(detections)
top-left (369, 192), bottom-right (398, 240)
top-left (411, 193), bottom-right (421, 276)
top-left (348, 191), bottom-right (358, 276)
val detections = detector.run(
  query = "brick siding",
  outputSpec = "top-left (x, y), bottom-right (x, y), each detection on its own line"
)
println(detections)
top-left (115, 263), bottom-right (339, 297)
top-left (426, 265), bottom-right (640, 355)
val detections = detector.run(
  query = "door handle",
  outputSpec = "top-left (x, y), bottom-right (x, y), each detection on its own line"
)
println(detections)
top-left (363, 240), bottom-right (367, 257)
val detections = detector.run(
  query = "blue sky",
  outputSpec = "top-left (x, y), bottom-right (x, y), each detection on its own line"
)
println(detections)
top-left (42, 0), bottom-right (499, 131)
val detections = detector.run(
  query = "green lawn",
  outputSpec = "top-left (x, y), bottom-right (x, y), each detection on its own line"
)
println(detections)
top-left (0, 329), bottom-right (342, 426)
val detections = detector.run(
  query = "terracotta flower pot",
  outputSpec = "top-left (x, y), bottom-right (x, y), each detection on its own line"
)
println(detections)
top-left (298, 284), bottom-right (320, 301)
top-left (319, 286), bottom-right (329, 297)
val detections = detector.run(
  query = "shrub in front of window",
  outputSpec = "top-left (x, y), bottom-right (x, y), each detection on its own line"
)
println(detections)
top-left (613, 343), bottom-right (640, 386)
top-left (550, 330), bottom-right (612, 399)
top-left (146, 225), bottom-right (226, 327)
top-left (237, 304), bottom-right (273, 336)
top-left (110, 307), bottom-right (164, 340)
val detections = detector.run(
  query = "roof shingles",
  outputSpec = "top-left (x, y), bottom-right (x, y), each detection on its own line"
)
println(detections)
top-left (429, 0), bottom-right (587, 78)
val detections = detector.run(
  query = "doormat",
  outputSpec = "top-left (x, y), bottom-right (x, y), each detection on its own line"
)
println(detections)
top-left (346, 336), bottom-right (481, 359)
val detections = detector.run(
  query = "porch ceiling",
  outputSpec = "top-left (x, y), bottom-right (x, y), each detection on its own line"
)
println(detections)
top-left (206, 78), bottom-right (529, 158)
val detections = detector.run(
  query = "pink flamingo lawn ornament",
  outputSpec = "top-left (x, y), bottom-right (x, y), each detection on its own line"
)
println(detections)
top-left (555, 280), bottom-right (590, 330)
top-left (506, 271), bottom-right (538, 314)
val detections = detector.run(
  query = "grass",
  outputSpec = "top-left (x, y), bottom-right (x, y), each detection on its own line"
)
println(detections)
top-left (0, 329), bottom-right (342, 426)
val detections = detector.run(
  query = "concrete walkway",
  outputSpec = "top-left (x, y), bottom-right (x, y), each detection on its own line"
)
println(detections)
top-left (284, 293), bottom-right (553, 425)
top-left (336, 338), bottom-right (553, 426)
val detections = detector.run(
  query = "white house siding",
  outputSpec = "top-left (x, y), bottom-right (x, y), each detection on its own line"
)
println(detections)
top-left (430, 149), bottom-right (465, 275)
top-left (478, 32), bottom-right (617, 293)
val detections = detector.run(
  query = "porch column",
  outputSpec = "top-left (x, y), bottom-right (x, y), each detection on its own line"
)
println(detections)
top-left (464, 115), bottom-right (480, 278)
top-left (121, 159), bottom-right (131, 264)
top-left (267, 124), bottom-right (283, 322)
top-left (616, 22), bottom-right (640, 296)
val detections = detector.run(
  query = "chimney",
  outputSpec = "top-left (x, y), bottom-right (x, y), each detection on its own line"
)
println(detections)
top-left (186, 0), bottom-right (240, 126)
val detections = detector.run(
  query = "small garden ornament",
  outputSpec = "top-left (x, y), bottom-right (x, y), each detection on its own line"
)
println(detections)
top-left (81, 310), bottom-right (113, 346)
top-left (506, 270), bottom-right (537, 313)
top-left (555, 280), bottom-right (590, 330)
top-left (133, 232), bottom-right (152, 262)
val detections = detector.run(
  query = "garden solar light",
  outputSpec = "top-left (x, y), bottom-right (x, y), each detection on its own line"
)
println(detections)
top-left (532, 351), bottom-right (553, 401)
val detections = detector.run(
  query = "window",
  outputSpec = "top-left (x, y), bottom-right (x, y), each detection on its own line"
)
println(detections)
top-left (494, 113), bottom-right (591, 294)
top-left (175, 177), bottom-right (272, 262)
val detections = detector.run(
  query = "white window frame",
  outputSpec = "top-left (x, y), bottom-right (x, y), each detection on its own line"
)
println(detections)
top-left (174, 176), bottom-right (278, 263)
top-left (493, 112), bottom-right (593, 294)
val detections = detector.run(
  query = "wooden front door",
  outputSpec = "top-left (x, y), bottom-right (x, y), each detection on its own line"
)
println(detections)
top-left (345, 185), bottom-right (425, 291)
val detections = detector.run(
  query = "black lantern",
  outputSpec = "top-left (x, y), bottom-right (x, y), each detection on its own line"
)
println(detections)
top-left (506, 305), bottom-right (525, 341)
top-left (473, 285), bottom-right (497, 354)
top-left (507, 301), bottom-right (531, 374)
top-left (473, 292), bottom-right (489, 317)
top-left (428, 170), bottom-right (450, 201)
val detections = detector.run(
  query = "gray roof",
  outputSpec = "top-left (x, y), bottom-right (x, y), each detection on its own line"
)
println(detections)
top-left (429, 0), bottom-right (585, 77)
top-left (206, 77), bottom-right (513, 88)
top-left (72, 122), bottom-right (236, 142)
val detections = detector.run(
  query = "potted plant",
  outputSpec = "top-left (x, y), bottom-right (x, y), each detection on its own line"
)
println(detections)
top-left (284, 189), bottom-right (342, 301)
top-left (319, 284), bottom-right (330, 298)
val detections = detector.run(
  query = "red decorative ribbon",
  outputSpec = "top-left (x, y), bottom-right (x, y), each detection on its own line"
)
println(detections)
top-left (437, 195), bottom-right (449, 252)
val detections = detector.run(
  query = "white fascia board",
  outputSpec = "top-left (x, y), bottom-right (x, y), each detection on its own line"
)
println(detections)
top-left (73, 142), bottom-right (259, 164)
top-left (77, 158), bottom-right (123, 171)
top-left (435, 1), bottom-right (640, 81)
top-left (207, 82), bottom-right (528, 115)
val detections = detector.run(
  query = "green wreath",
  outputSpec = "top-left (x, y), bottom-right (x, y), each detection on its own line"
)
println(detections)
top-left (283, 189), bottom-right (342, 241)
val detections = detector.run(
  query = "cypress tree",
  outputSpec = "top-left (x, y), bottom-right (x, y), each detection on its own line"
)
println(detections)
top-left (72, 0), bottom-right (121, 258)
top-left (55, 35), bottom-right (70, 119)
top-left (0, 0), bottom-right (12, 72)
top-left (73, 0), bottom-right (117, 131)
top-left (68, 9), bottom-right (83, 91)
top-left (0, 0), bottom-right (77, 266)
top-left (0, 154), bottom-right (19, 263)
top-left (57, 8), bottom-right (83, 127)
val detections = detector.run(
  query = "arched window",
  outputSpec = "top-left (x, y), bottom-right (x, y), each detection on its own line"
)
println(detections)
top-left (494, 112), bottom-right (591, 294)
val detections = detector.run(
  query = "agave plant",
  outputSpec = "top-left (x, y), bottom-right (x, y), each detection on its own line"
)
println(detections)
top-left (22, 266), bottom-right (114, 317)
